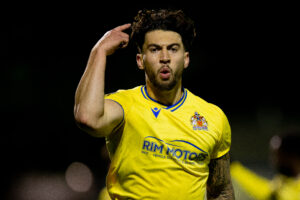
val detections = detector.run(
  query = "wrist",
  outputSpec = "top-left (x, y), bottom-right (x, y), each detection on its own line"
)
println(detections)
top-left (91, 45), bottom-right (108, 57)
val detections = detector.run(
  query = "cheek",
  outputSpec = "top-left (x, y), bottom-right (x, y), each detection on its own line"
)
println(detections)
top-left (144, 54), bottom-right (157, 64)
top-left (143, 55), bottom-right (159, 69)
top-left (173, 55), bottom-right (186, 67)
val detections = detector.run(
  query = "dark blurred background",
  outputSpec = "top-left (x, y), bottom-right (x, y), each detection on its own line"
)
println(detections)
top-left (1, 2), bottom-right (298, 199)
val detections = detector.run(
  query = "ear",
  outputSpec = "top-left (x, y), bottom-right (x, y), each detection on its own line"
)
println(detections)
top-left (136, 53), bottom-right (144, 70)
top-left (184, 52), bottom-right (190, 69)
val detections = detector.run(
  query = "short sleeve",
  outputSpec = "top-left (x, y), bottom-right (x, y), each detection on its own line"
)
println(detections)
top-left (104, 89), bottom-right (133, 132)
top-left (211, 109), bottom-right (231, 159)
top-left (104, 89), bottom-right (132, 115)
top-left (104, 89), bottom-right (133, 154)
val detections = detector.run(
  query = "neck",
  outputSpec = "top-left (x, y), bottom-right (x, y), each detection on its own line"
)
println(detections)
top-left (145, 81), bottom-right (183, 106)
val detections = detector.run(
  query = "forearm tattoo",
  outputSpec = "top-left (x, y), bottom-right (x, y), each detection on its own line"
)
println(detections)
top-left (207, 153), bottom-right (235, 200)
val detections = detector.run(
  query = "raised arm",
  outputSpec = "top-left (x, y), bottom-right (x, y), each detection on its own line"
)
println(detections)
top-left (207, 152), bottom-right (235, 200)
top-left (74, 24), bottom-right (131, 137)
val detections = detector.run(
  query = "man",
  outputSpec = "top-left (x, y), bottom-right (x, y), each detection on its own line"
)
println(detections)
top-left (74, 8), bottom-right (234, 200)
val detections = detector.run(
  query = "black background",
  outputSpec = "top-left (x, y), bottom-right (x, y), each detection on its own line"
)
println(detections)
top-left (1, 2), bottom-right (299, 199)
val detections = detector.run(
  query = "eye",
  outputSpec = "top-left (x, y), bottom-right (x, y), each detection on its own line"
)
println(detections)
top-left (170, 47), bottom-right (178, 52)
top-left (150, 48), bottom-right (157, 52)
top-left (149, 47), bottom-right (159, 53)
top-left (168, 45), bottom-right (179, 53)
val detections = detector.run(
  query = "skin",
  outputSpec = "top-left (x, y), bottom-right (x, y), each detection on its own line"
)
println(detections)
top-left (207, 153), bottom-right (235, 199)
top-left (74, 23), bottom-right (235, 199)
top-left (74, 24), bottom-right (130, 137)
top-left (136, 30), bottom-right (189, 106)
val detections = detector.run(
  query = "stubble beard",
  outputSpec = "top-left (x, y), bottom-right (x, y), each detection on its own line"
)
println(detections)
top-left (145, 65), bottom-right (182, 91)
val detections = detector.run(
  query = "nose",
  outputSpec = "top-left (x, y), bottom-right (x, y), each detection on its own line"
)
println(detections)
top-left (160, 48), bottom-right (170, 64)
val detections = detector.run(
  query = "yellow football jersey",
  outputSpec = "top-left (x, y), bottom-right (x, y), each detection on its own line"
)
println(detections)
top-left (104, 85), bottom-right (231, 200)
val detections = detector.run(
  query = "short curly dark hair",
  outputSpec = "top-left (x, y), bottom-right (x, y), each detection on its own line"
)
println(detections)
top-left (130, 8), bottom-right (196, 52)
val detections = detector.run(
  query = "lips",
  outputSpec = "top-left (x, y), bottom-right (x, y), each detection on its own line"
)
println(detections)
top-left (159, 66), bottom-right (171, 79)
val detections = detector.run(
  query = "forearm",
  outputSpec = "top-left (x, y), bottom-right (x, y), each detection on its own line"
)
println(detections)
top-left (74, 48), bottom-right (107, 128)
top-left (207, 182), bottom-right (235, 200)
top-left (207, 153), bottom-right (235, 200)
top-left (74, 23), bottom-right (130, 136)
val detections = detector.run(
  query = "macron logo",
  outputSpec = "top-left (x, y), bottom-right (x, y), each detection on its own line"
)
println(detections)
top-left (151, 107), bottom-right (161, 118)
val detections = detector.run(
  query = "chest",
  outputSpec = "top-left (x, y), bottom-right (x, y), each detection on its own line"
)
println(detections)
top-left (123, 102), bottom-right (220, 159)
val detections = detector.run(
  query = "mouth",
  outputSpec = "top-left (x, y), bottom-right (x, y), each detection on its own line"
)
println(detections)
top-left (159, 66), bottom-right (171, 80)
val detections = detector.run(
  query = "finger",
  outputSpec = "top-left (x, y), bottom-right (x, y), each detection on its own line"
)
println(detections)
top-left (114, 23), bottom-right (131, 32)
top-left (116, 32), bottom-right (130, 47)
top-left (119, 41), bottom-right (128, 48)
top-left (119, 34), bottom-right (130, 48)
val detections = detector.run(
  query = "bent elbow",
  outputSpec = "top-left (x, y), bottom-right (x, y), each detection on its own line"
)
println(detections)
top-left (73, 106), bottom-right (104, 137)
top-left (74, 110), bottom-right (89, 127)
top-left (74, 105), bottom-right (87, 125)
top-left (74, 109), bottom-right (91, 129)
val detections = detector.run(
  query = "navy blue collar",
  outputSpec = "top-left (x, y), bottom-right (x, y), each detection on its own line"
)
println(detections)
top-left (141, 85), bottom-right (187, 112)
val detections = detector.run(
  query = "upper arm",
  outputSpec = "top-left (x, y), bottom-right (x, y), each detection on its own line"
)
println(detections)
top-left (100, 99), bottom-right (124, 136)
top-left (77, 99), bottom-right (124, 138)
top-left (207, 152), bottom-right (235, 200)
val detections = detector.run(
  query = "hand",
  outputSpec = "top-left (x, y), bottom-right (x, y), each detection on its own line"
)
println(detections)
top-left (93, 23), bottom-right (131, 56)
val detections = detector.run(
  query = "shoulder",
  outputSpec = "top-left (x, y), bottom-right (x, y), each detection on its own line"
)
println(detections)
top-left (186, 89), bottom-right (230, 132)
top-left (104, 86), bottom-right (143, 112)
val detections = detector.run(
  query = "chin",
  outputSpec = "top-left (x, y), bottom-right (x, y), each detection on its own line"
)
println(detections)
top-left (156, 80), bottom-right (177, 90)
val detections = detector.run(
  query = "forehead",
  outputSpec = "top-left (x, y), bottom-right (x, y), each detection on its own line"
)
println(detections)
top-left (144, 30), bottom-right (183, 46)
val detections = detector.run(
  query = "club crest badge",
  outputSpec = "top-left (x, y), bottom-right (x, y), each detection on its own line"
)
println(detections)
top-left (191, 112), bottom-right (208, 130)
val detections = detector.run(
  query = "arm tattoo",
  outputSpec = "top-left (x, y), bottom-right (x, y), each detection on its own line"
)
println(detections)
top-left (207, 152), bottom-right (235, 200)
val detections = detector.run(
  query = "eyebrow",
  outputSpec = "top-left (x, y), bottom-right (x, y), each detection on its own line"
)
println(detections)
top-left (147, 43), bottom-right (181, 49)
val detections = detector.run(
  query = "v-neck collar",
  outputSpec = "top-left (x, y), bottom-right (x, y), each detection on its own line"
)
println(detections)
top-left (141, 85), bottom-right (188, 112)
